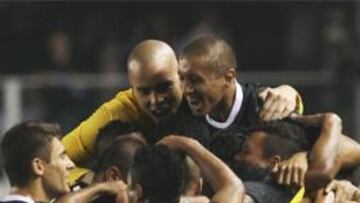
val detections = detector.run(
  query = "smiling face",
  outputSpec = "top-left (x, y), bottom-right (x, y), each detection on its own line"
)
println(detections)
top-left (42, 138), bottom-right (75, 197)
top-left (129, 57), bottom-right (183, 123)
top-left (179, 55), bottom-right (226, 116)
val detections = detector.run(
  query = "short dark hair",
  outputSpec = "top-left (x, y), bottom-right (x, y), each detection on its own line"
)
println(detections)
top-left (95, 121), bottom-right (141, 158)
top-left (209, 131), bottom-right (245, 165)
top-left (152, 108), bottom-right (209, 147)
top-left (132, 145), bottom-right (188, 203)
top-left (94, 137), bottom-right (145, 180)
top-left (180, 35), bottom-right (237, 75)
top-left (1, 121), bottom-right (61, 187)
top-left (249, 120), bottom-right (309, 160)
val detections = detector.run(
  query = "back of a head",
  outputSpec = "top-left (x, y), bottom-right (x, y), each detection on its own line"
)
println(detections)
top-left (95, 121), bottom-right (143, 158)
top-left (0, 121), bottom-right (61, 187)
top-left (180, 35), bottom-right (237, 75)
top-left (249, 120), bottom-right (309, 160)
top-left (95, 137), bottom-right (145, 181)
top-left (132, 145), bottom-right (189, 203)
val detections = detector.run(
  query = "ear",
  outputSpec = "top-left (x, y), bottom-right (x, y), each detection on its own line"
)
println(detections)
top-left (133, 183), bottom-right (143, 202)
top-left (31, 158), bottom-right (45, 176)
top-left (269, 155), bottom-right (282, 166)
top-left (224, 68), bottom-right (236, 87)
top-left (196, 177), bottom-right (203, 195)
top-left (105, 166), bottom-right (122, 181)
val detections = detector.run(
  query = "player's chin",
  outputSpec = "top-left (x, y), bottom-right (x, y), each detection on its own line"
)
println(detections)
top-left (189, 104), bottom-right (207, 116)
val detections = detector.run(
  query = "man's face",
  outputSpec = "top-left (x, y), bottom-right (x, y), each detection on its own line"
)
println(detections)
top-left (42, 138), bottom-right (75, 197)
top-left (179, 55), bottom-right (226, 116)
top-left (233, 131), bottom-right (269, 169)
top-left (130, 60), bottom-right (183, 123)
top-left (232, 131), bottom-right (273, 181)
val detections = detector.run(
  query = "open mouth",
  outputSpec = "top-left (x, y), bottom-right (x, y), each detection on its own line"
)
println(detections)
top-left (150, 107), bottom-right (171, 118)
top-left (187, 97), bottom-right (202, 113)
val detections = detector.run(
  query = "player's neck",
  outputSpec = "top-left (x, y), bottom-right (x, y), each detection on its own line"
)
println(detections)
top-left (10, 179), bottom-right (51, 202)
top-left (209, 82), bottom-right (236, 122)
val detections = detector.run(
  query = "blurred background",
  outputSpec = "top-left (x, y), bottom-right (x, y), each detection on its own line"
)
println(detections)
top-left (1, 1), bottom-right (360, 195)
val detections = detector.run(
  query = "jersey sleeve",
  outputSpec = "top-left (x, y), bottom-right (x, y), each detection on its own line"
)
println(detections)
top-left (61, 89), bottom-right (150, 164)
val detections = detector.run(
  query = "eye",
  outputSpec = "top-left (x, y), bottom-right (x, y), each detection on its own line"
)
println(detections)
top-left (241, 142), bottom-right (251, 154)
top-left (188, 75), bottom-right (202, 86)
top-left (138, 87), bottom-right (150, 95)
top-left (60, 152), bottom-right (67, 159)
top-left (179, 74), bottom-right (184, 81)
top-left (156, 81), bottom-right (173, 93)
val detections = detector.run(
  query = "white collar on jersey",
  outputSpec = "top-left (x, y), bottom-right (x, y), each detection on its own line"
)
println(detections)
top-left (205, 80), bottom-right (243, 129)
top-left (2, 194), bottom-right (35, 203)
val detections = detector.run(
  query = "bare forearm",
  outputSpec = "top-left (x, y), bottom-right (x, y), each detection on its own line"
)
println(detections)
top-left (338, 135), bottom-right (360, 168)
top-left (306, 113), bottom-right (342, 190)
top-left (180, 139), bottom-right (242, 191)
top-left (55, 183), bottom-right (109, 203)
top-left (308, 114), bottom-right (341, 173)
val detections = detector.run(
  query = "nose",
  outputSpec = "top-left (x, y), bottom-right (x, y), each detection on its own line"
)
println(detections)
top-left (148, 91), bottom-right (164, 107)
top-left (66, 155), bottom-right (76, 171)
top-left (183, 80), bottom-right (194, 96)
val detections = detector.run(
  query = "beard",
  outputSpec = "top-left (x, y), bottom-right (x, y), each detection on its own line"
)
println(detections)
top-left (232, 163), bottom-right (273, 182)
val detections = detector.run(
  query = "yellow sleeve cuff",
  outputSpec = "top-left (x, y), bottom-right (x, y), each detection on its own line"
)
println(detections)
top-left (290, 187), bottom-right (305, 203)
top-left (67, 167), bottom-right (90, 186)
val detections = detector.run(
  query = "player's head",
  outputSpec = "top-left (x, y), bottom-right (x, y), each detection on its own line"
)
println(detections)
top-left (1, 122), bottom-right (75, 200)
top-left (95, 120), bottom-right (145, 158)
top-left (94, 137), bottom-right (145, 183)
top-left (179, 35), bottom-right (237, 116)
top-left (131, 145), bottom-right (189, 203)
top-left (128, 40), bottom-right (183, 123)
top-left (233, 120), bottom-right (308, 181)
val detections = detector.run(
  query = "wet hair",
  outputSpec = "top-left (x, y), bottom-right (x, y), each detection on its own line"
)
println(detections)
top-left (95, 121), bottom-right (141, 158)
top-left (132, 145), bottom-right (188, 203)
top-left (180, 35), bottom-right (237, 75)
top-left (1, 121), bottom-right (61, 187)
top-left (249, 120), bottom-right (309, 160)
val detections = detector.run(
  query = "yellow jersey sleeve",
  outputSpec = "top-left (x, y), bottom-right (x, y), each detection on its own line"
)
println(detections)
top-left (295, 92), bottom-right (304, 115)
top-left (61, 88), bottom-right (153, 164)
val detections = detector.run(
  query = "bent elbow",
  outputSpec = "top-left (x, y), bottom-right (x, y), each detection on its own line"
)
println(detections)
top-left (324, 113), bottom-right (342, 127)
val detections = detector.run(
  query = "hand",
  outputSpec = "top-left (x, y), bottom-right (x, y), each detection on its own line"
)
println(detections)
top-left (115, 191), bottom-right (129, 203)
top-left (104, 180), bottom-right (128, 195)
top-left (325, 180), bottom-right (359, 203)
top-left (97, 181), bottom-right (128, 203)
top-left (259, 86), bottom-right (298, 121)
top-left (272, 152), bottom-right (308, 188)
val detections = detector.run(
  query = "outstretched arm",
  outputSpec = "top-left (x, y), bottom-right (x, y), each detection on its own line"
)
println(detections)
top-left (159, 135), bottom-right (244, 203)
top-left (62, 89), bottom-right (150, 165)
top-left (273, 113), bottom-right (342, 190)
top-left (55, 181), bottom-right (128, 203)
